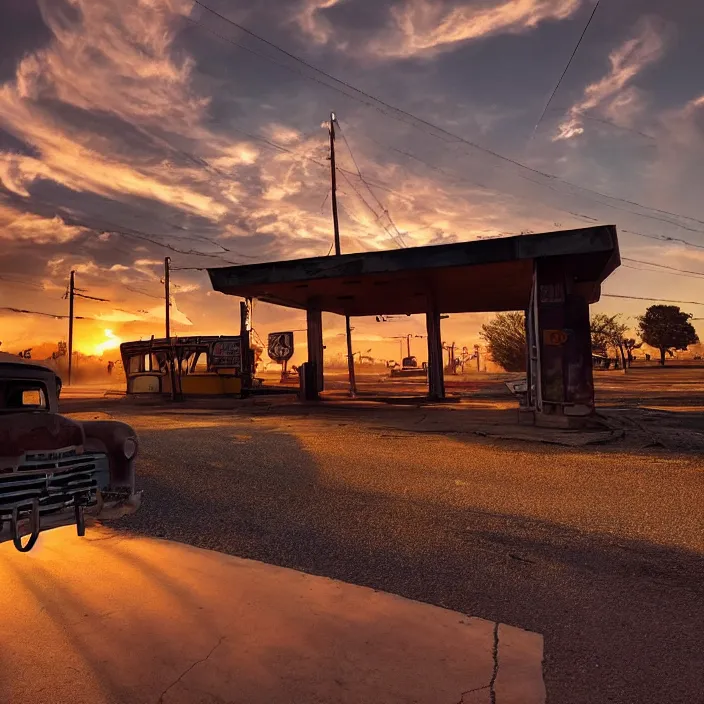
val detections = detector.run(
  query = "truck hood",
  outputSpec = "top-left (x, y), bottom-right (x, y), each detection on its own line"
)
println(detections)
top-left (0, 413), bottom-right (84, 464)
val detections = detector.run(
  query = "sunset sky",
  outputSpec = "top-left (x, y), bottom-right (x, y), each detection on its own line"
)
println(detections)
top-left (1, 0), bottom-right (704, 363)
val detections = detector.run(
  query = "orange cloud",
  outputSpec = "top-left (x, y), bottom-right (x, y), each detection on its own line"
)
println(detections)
top-left (23, 0), bottom-right (204, 128)
top-left (0, 203), bottom-right (82, 244)
top-left (0, 0), bottom-right (233, 221)
top-left (1, 0), bottom-right (700, 360)
top-left (368, 0), bottom-right (581, 59)
top-left (554, 17), bottom-right (666, 141)
top-left (263, 123), bottom-right (304, 146)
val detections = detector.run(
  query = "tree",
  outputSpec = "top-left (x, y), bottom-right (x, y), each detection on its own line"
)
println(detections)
top-left (480, 312), bottom-right (526, 372)
top-left (622, 337), bottom-right (642, 366)
top-left (638, 305), bottom-right (699, 366)
top-left (591, 313), bottom-right (629, 368)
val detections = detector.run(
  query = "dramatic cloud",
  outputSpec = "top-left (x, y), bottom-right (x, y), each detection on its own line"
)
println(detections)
top-left (294, 0), bottom-right (583, 59)
top-left (19, 0), bottom-right (202, 127)
top-left (554, 16), bottom-right (666, 141)
top-left (0, 202), bottom-right (82, 244)
top-left (0, 0), bottom-right (229, 221)
top-left (661, 94), bottom-right (704, 149)
top-left (1, 0), bottom-right (703, 356)
top-left (295, 0), bottom-right (345, 45)
top-left (370, 0), bottom-right (582, 58)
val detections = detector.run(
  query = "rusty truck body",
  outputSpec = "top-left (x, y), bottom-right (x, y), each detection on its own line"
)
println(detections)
top-left (0, 355), bottom-right (141, 552)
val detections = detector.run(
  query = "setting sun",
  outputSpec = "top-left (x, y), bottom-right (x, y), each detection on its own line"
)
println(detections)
top-left (94, 329), bottom-right (122, 356)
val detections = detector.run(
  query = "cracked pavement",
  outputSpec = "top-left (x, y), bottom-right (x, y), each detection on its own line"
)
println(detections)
top-left (0, 525), bottom-right (543, 704)
top-left (60, 368), bottom-right (704, 703)
top-left (157, 637), bottom-right (226, 704)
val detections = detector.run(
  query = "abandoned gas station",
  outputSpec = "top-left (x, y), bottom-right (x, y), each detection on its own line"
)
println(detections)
top-left (208, 225), bottom-right (620, 427)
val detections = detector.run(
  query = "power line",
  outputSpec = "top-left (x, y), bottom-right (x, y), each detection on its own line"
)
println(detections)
top-left (110, 230), bottom-right (242, 263)
top-left (319, 188), bottom-right (331, 212)
top-left (35, 202), bottom-right (247, 265)
top-left (547, 108), bottom-right (656, 141)
top-left (223, 12), bottom-right (704, 244)
top-left (602, 294), bottom-right (704, 307)
top-left (111, 307), bottom-right (148, 318)
top-left (0, 306), bottom-right (95, 320)
top-left (338, 169), bottom-right (404, 248)
top-left (190, 0), bottom-right (704, 238)
top-left (9, 1), bottom-right (696, 268)
top-left (622, 257), bottom-right (704, 278)
top-left (61, 214), bottom-right (246, 265)
top-left (9, 191), bottom-right (249, 265)
top-left (336, 120), bottom-right (407, 247)
top-left (0, 275), bottom-right (47, 292)
top-left (622, 264), bottom-right (704, 281)
top-left (123, 284), bottom-right (163, 300)
top-left (373, 138), bottom-right (602, 229)
top-left (74, 292), bottom-right (111, 302)
top-left (222, 118), bottom-right (415, 204)
top-left (336, 198), bottom-right (382, 240)
top-left (531, 0), bottom-right (601, 140)
top-left (622, 228), bottom-right (704, 251)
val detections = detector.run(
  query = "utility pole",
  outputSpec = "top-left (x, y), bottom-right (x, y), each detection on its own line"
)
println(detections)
top-left (328, 111), bottom-right (356, 396)
top-left (329, 113), bottom-right (341, 256)
top-left (67, 270), bottom-right (75, 386)
top-left (164, 257), bottom-right (171, 339)
top-left (162, 256), bottom-right (182, 399)
top-left (443, 341), bottom-right (456, 374)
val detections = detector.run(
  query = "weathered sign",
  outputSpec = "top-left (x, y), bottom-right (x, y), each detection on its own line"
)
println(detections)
top-left (267, 332), bottom-right (294, 363)
top-left (210, 339), bottom-right (242, 368)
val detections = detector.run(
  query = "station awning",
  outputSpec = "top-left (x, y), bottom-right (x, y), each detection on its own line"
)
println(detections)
top-left (207, 226), bottom-right (620, 316)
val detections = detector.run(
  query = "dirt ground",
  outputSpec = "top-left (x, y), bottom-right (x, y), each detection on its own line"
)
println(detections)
top-left (60, 367), bottom-right (704, 704)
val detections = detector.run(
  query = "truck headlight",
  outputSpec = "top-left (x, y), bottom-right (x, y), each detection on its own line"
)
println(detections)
top-left (123, 437), bottom-right (138, 460)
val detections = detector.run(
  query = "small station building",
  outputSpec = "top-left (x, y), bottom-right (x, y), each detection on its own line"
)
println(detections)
top-left (207, 225), bottom-right (620, 426)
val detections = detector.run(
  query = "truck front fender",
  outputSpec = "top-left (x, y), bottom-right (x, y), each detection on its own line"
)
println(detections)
top-left (82, 420), bottom-right (138, 489)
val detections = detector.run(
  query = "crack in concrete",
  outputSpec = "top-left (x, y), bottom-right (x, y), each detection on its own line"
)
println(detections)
top-left (157, 636), bottom-right (225, 704)
top-left (452, 621), bottom-right (501, 704)
top-left (489, 621), bottom-right (500, 704)
top-left (454, 684), bottom-right (490, 703)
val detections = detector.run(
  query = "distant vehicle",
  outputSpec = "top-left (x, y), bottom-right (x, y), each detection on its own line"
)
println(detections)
top-left (0, 355), bottom-right (141, 552)
top-left (388, 335), bottom-right (429, 379)
top-left (390, 355), bottom-right (428, 378)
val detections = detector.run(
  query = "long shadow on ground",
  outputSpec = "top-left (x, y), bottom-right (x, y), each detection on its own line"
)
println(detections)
top-left (109, 421), bottom-right (704, 704)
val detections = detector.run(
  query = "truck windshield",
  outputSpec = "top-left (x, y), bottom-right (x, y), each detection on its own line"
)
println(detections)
top-left (0, 380), bottom-right (50, 412)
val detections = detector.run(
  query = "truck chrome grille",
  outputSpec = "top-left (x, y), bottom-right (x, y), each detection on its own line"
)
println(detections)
top-left (0, 452), bottom-right (109, 518)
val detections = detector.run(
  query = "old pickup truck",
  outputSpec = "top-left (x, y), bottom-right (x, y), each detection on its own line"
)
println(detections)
top-left (0, 355), bottom-right (141, 552)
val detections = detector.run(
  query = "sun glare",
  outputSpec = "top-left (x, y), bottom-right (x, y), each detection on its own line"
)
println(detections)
top-left (94, 329), bottom-right (122, 356)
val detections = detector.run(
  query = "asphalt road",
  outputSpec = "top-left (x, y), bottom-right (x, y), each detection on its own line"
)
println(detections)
top-left (62, 371), bottom-right (704, 704)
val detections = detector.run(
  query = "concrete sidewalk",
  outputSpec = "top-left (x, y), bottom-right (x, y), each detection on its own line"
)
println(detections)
top-left (0, 527), bottom-right (545, 704)
top-left (60, 382), bottom-right (124, 398)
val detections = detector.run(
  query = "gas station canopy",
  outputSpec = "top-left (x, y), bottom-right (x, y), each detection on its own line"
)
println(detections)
top-left (208, 226), bottom-right (619, 316)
